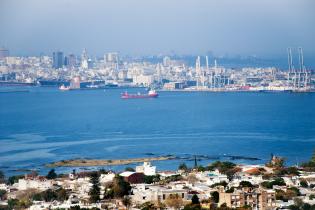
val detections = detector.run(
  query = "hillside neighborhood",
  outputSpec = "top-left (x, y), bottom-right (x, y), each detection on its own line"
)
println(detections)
top-left (1, 154), bottom-right (315, 210)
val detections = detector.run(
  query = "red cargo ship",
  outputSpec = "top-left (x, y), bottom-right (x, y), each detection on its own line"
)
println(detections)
top-left (121, 90), bottom-right (158, 99)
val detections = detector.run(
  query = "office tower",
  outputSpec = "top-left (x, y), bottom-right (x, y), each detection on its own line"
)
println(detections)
top-left (65, 54), bottom-right (76, 67)
top-left (104, 52), bottom-right (119, 64)
top-left (52, 51), bottom-right (64, 69)
top-left (163, 56), bottom-right (171, 66)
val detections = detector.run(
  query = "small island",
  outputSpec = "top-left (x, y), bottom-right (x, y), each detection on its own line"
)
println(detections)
top-left (46, 156), bottom-right (175, 167)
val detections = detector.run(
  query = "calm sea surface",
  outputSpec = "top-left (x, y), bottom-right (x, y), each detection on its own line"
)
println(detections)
top-left (0, 87), bottom-right (315, 175)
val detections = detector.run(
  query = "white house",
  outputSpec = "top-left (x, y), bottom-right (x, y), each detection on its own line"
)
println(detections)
top-left (18, 177), bottom-right (53, 191)
top-left (195, 170), bottom-right (229, 186)
top-left (99, 173), bottom-right (115, 183)
top-left (131, 184), bottom-right (188, 205)
top-left (136, 162), bottom-right (156, 176)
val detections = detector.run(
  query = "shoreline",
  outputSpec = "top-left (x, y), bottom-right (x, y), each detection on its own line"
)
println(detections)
top-left (45, 154), bottom-right (261, 168)
top-left (157, 89), bottom-right (315, 93)
top-left (46, 156), bottom-right (176, 168)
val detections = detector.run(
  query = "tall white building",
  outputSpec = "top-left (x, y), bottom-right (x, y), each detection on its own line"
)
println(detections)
top-left (133, 75), bottom-right (154, 87)
top-left (104, 52), bottom-right (119, 63)
top-left (136, 162), bottom-right (156, 176)
top-left (163, 56), bottom-right (171, 66)
top-left (81, 48), bottom-right (89, 69)
top-left (195, 56), bottom-right (201, 76)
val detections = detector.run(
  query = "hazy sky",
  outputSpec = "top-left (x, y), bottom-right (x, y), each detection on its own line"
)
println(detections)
top-left (0, 0), bottom-right (314, 56)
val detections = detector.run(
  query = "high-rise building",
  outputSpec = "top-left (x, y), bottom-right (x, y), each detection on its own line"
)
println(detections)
top-left (81, 48), bottom-right (89, 69)
top-left (52, 51), bottom-right (64, 69)
top-left (104, 52), bottom-right (119, 63)
top-left (104, 52), bottom-right (119, 70)
top-left (0, 47), bottom-right (9, 59)
top-left (65, 54), bottom-right (76, 67)
top-left (163, 56), bottom-right (171, 66)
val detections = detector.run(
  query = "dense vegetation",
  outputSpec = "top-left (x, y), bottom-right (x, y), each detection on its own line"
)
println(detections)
top-left (104, 175), bottom-right (131, 199)
top-left (89, 172), bottom-right (101, 203)
top-left (46, 169), bottom-right (58, 179)
top-left (261, 178), bottom-right (286, 189)
top-left (33, 188), bottom-right (69, 202)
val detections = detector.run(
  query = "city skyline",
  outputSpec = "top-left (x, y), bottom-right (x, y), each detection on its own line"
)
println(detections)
top-left (0, 0), bottom-right (315, 57)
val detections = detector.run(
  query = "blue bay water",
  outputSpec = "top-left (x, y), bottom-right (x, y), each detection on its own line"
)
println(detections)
top-left (0, 87), bottom-right (315, 175)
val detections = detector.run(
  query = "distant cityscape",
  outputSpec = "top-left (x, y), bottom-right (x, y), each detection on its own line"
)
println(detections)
top-left (0, 47), bottom-right (314, 92)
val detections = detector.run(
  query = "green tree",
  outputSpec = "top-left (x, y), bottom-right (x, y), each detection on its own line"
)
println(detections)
top-left (301, 151), bottom-right (315, 171)
top-left (69, 206), bottom-right (81, 210)
top-left (122, 196), bottom-right (132, 209)
top-left (275, 167), bottom-right (300, 176)
top-left (0, 190), bottom-right (6, 200)
top-left (56, 188), bottom-right (69, 201)
top-left (239, 181), bottom-right (253, 188)
top-left (42, 189), bottom-right (58, 202)
top-left (311, 150), bottom-right (315, 163)
top-left (302, 203), bottom-right (312, 210)
top-left (292, 198), bottom-right (304, 209)
top-left (7, 199), bottom-right (19, 210)
top-left (225, 187), bottom-right (235, 193)
top-left (112, 175), bottom-right (131, 198)
top-left (7, 175), bottom-right (24, 185)
top-left (125, 167), bottom-right (135, 172)
top-left (99, 169), bottom-right (108, 174)
top-left (103, 186), bottom-right (114, 199)
top-left (183, 203), bottom-right (201, 210)
top-left (162, 174), bottom-right (183, 184)
top-left (178, 163), bottom-right (188, 171)
top-left (300, 179), bottom-right (308, 188)
top-left (211, 191), bottom-right (219, 203)
top-left (89, 172), bottom-right (100, 203)
top-left (46, 169), bottom-right (57, 179)
top-left (207, 161), bottom-right (238, 180)
top-left (288, 187), bottom-right (301, 196)
top-left (261, 178), bottom-right (286, 189)
top-left (191, 194), bottom-right (200, 204)
top-left (0, 171), bottom-right (4, 183)
top-left (197, 166), bottom-right (205, 172)
top-left (144, 175), bottom-right (160, 184)
top-left (32, 193), bottom-right (43, 201)
top-left (139, 201), bottom-right (156, 210)
top-left (211, 181), bottom-right (228, 188)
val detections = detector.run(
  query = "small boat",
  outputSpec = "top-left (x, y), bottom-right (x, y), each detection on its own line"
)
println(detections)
top-left (59, 84), bottom-right (70, 91)
top-left (121, 90), bottom-right (158, 99)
